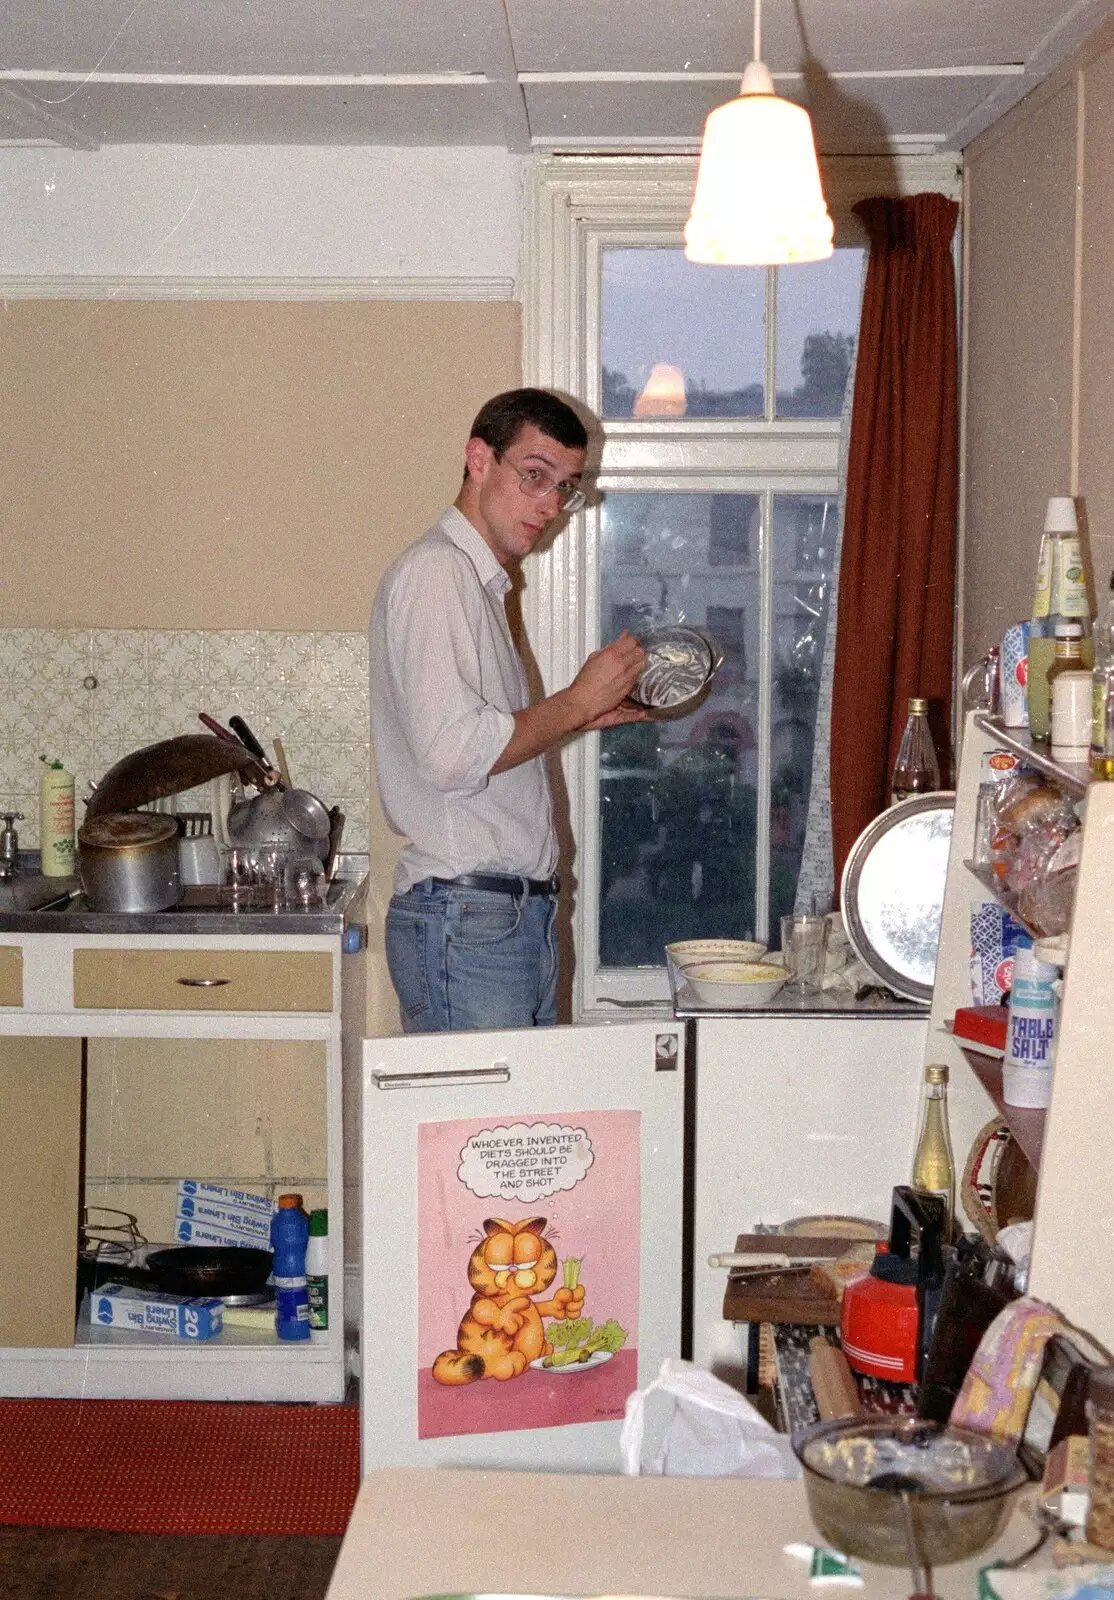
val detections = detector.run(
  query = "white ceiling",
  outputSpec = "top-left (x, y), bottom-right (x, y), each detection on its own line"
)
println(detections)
top-left (1, 0), bottom-right (1112, 157)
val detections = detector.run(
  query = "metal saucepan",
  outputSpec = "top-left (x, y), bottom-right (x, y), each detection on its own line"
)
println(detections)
top-left (77, 812), bottom-right (182, 913)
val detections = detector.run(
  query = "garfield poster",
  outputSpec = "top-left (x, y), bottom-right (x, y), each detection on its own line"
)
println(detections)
top-left (416, 1109), bottom-right (641, 1439)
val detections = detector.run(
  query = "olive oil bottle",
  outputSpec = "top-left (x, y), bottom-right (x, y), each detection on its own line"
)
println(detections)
top-left (911, 1063), bottom-right (955, 1240)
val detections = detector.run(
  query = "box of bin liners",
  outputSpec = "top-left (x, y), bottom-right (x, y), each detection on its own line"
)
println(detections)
top-left (90, 1284), bottom-right (223, 1339)
top-left (177, 1181), bottom-right (275, 1216)
top-left (173, 1217), bottom-right (270, 1249)
top-left (175, 1196), bottom-right (273, 1243)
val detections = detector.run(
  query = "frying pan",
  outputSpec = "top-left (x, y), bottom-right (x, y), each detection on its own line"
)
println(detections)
top-left (80, 1245), bottom-right (273, 1301)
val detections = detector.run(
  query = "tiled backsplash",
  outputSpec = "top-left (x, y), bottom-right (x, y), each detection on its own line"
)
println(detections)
top-left (0, 629), bottom-right (369, 850)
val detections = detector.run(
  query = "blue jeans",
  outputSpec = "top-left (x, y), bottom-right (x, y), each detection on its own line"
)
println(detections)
top-left (385, 878), bottom-right (559, 1033)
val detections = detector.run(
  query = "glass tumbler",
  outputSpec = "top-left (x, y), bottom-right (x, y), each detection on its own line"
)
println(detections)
top-left (780, 913), bottom-right (830, 993)
top-left (284, 855), bottom-right (328, 909)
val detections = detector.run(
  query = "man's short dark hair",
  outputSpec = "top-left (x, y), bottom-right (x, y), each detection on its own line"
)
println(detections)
top-left (468, 388), bottom-right (588, 455)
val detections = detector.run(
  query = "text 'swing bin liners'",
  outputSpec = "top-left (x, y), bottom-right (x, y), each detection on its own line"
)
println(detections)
top-left (417, 1110), bottom-right (641, 1440)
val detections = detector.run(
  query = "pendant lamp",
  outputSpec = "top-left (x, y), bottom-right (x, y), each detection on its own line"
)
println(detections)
top-left (684, 0), bottom-right (834, 266)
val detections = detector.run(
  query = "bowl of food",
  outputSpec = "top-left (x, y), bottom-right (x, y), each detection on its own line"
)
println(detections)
top-left (683, 960), bottom-right (787, 1008)
top-left (794, 1416), bottom-right (1027, 1568)
top-left (666, 938), bottom-right (768, 966)
top-left (627, 625), bottom-right (722, 721)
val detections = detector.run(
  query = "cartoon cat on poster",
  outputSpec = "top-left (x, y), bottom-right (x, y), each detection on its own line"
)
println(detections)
top-left (416, 1109), bottom-right (641, 1438)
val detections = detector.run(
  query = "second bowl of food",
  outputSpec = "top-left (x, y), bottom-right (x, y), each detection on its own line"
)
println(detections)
top-left (684, 961), bottom-right (787, 1007)
top-left (666, 938), bottom-right (767, 966)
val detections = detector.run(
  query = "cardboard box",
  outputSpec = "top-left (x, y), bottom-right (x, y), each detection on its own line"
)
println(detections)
top-left (173, 1217), bottom-right (271, 1249)
top-left (177, 1180), bottom-right (274, 1216)
top-left (175, 1195), bottom-right (273, 1242)
top-left (90, 1283), bottom-right (223, 1339)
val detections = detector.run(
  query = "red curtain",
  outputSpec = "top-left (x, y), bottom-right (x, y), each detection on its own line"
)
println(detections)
top-left (830, 192), bottom-right (960, 883)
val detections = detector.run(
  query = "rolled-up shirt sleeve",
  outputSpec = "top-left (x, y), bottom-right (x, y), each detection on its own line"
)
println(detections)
top-left (383, 540), bottom-right (517, 794)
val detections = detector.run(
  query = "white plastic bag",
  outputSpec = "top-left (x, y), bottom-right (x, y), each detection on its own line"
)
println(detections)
top-left (620, 1356), bottom-right (802, 1478)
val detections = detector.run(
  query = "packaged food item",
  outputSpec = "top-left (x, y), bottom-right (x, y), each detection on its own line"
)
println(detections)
top-left (969, 901), bottom-right (1030, 1006)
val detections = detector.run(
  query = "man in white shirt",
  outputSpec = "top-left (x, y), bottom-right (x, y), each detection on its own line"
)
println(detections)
top-left (370, 388), bottom-right (648, 1032)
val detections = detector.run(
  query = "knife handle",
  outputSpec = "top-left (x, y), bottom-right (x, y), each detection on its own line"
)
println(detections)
top-left (228, 716), bottom-right (269, 764)
top-left (198, 712), bottom-right (238, 743)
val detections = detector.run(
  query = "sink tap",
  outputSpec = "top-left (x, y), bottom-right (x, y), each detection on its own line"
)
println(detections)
top-left (0, 812), bottom-right (23, 881)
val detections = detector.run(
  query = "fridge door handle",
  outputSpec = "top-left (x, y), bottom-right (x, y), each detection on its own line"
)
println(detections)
top-left (370, 1064), bottom-right (511, 1090)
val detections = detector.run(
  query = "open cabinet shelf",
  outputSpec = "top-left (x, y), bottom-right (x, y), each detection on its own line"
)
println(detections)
top-left (937, 712), bottom-right (1114, 1353)
top-left (957, 1047), bottom-right (1045, 1170)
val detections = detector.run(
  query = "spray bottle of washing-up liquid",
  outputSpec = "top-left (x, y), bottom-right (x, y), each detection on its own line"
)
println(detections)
top-left (39, 756), bottom-right (75, 878)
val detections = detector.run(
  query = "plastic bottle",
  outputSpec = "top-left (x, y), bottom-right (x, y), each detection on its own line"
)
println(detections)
top-left (1091, 571), bottom-right (1114, 769)
top-left (1028, 497), bottom-right (1094, 741)
top-left (1002, 940), bottom-right (1059, 1108)
top-left (306, 1208), bottom-right (328, 1331)
top-left (270, 1193), bottom-right (311, 1342)
top-left (890, 698), bottom-right (940, 804)
top-left (39, 757), bottom-right (75, 878)
top-left (911, 1063), bottom-right (955, 1241)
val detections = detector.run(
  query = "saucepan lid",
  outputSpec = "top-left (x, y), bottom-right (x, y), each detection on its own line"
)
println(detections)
top-left (839, 791), bottom-right (955, 1004)
top-left (85, 734), bottom-right (269, 820)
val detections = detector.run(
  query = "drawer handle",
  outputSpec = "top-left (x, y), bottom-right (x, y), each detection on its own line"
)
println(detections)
top-left (371, 1065), bottom-right (511, 1090)
top-left (176, 976), bottom-right (232, 988)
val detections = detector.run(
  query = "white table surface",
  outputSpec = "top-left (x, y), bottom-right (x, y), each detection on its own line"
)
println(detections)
top-left (326, 1468), bottom-right (1040, 1600)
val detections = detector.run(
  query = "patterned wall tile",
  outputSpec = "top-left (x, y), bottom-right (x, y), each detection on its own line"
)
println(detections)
top-left (0, 629), bottom-right (371, 852)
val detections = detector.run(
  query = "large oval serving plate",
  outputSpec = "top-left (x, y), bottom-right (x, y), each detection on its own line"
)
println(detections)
top-left (839, 791), bottom-right (955, 1004)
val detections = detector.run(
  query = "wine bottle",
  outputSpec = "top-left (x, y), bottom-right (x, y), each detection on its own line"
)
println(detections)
top-left (890, 697), bottom-right (940, 804)
top-left (911, 1063), bottom-right (955, 1241)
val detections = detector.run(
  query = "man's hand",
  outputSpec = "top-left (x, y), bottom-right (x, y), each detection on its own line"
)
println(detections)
top-left (566, 631), bottom-right (646, 727)
top-left (489, 631), bottom-right (647, 774)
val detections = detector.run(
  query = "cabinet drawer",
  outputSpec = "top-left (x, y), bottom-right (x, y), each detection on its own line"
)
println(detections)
top-left (72, 949), bottom-right (334, 1012)
top-left (0, 946), bottom-right (22, 1007)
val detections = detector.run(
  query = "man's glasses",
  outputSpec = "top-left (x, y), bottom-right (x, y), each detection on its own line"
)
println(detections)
top-left (496, 452), bottom-right (586, 514)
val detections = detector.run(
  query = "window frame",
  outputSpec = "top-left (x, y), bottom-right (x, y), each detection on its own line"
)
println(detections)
top-left (523, 153), bottom-right (961, 1019)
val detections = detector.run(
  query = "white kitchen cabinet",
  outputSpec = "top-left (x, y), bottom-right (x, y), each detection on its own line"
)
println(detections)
top-left (691, 1013), bottom-right (929, 1378)
top-left (0, 914), bottom-right (362, 1402)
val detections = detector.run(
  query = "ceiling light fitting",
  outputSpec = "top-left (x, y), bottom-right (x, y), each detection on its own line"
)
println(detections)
top-left (684, 0), bottom-right (834, 266)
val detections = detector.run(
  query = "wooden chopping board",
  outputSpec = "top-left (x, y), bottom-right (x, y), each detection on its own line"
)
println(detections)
top-left (720, 1233), bottom-right (864, 1326)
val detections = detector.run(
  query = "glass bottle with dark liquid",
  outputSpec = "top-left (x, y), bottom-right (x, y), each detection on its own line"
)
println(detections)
top-left (890, 696), bottom-right (940, 804)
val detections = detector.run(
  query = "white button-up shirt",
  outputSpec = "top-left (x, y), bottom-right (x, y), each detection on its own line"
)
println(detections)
top-left (370, 507), bottom-right (558, 893)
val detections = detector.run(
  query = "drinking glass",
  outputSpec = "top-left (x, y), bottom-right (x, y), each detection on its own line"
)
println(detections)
top-left (253, 847), bottom-right (289, 910)
top-left (283, 855), bottom-right (328, 909)
top-left (780, 913), bottom-right (830, 992)
top-left (221, 847), bottom-right (255, 908)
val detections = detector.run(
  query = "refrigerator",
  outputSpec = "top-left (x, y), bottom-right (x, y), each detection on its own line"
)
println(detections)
top-left (360, 1019), bottom-right (686, 1472)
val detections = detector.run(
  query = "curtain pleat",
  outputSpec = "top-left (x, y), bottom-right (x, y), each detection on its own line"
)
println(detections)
top-left (829, 192), bottom-right (960, 885)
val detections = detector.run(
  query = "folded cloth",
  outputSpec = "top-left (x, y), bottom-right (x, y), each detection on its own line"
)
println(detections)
top-left (949, 1295), bottom-right (1066, 1444)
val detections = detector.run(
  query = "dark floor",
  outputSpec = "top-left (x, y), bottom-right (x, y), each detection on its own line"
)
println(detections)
top-left (0, 1527), bottom-right (342, 1600)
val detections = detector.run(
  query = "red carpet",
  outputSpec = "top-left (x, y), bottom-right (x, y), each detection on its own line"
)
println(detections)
top-left (0, 1400), bottom-right (359, 1536)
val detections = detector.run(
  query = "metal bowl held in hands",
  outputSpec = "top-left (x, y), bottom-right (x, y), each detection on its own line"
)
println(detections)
top-left (627, 625), bottom-right (722, 721)
top-left (794, 1416), bottom-right (1027, 1568)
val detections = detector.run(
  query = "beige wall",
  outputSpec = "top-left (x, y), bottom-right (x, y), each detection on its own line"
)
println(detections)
top-left (0, 298), bottom-right (520, 631)
top-left (963, 14), bottom-right (1114, 664)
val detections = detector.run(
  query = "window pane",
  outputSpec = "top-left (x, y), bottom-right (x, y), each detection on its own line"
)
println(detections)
top-left (769, 494), bottom-right (838, 936)
top-left (598, 492), bottom-right (760, 967)
top-left (774, 250), bottom-right (864, 418)
top-left (601, 249), bottom-right (764, 420)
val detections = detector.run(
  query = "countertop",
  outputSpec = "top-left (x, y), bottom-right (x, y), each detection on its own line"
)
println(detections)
top-left (0, 861), bottom-right (367, 936)
top-left (325, 1467), bottom-right (1040, 1600)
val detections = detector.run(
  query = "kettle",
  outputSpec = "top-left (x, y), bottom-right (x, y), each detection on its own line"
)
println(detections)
top-left (212, 773), bottom-right (330, 860)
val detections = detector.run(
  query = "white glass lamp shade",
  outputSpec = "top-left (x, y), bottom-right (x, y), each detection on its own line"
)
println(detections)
top-left (685, 61), bottom-right (834, 266)
top-left (633, 362), bottom-right (688, 416)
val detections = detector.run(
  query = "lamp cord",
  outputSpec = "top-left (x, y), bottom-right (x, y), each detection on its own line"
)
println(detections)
top-left (753, 0), bottom-right (762, 63)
